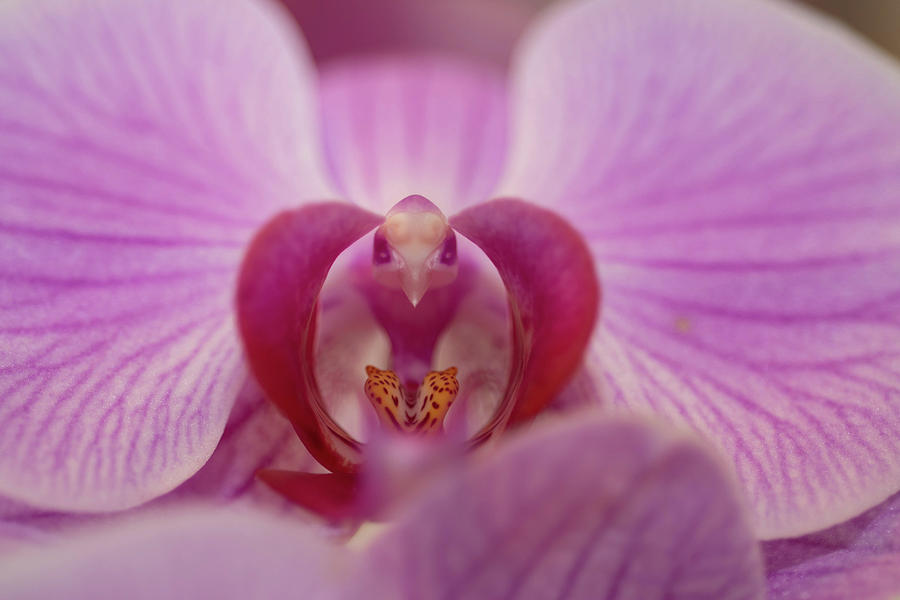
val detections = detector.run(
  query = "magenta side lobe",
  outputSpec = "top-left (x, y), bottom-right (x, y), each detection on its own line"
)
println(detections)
top-left (236, 203), bottom-right (382, 474)
top-left (450, 199), bottom-right (600, 428)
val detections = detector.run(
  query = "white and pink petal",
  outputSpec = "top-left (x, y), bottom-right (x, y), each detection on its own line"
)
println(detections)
top-left (501, 0), bottom-right (900, 537)
top-left (0, 0), bottom-right (332, 511)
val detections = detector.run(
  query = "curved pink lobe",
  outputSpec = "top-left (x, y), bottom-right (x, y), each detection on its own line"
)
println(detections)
top-left (236, 203), bottom-right (381, 474)
top-left (0, 0), bottom-right (330, 511)
top-left (450, 199), bottom-right (599, 426)
top-left (361, 415), bottom-right (765, 600)
top-left (502, 0), bottom-right (900, 536)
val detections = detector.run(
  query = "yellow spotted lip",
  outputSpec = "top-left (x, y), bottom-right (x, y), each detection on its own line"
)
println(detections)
top-left (364, 365), bottom-right (459, 435)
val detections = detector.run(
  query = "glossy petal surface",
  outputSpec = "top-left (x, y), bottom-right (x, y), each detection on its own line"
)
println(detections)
top-left (502, 0), bottom-right (900, 537)
top-left (0, 0), bottom-right (331, 510)
top-left (0, 508), bottom-right (348, 600)
top-left (362, 415), bottom-right (764, 600)
top-left (320, 58), bottom-right (508, 212)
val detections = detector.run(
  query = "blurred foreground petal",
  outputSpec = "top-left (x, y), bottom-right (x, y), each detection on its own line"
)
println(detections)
top-left (0, 507), bottom-right (348, 600)
top-left (0, 415), bottom-right (764, 599)
top-left (362, 414), bottom-right (765, 600)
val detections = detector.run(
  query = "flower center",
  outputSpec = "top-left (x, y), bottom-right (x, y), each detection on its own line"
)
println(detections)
top-left (363, 365), bottom-right (459, 434)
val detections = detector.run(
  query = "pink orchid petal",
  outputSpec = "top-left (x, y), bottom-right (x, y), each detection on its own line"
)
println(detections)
top-left (0, 382), bottom-right (317, 551)
top-left (320, 58), bottom-right (508, 213)
top-left (0, 0), bottom-right (331, 510)
top-left (765, 490), bottom-right (900, 599)
top-left (0, 417), bottom-right (764, 599)
top-left (0, 507), bottom-right (350, 599)
top-left (236, 203), bottom-right (382, 474)
top-left (360, 414), bottom-right (765, 599)
top-left (768, 553), bottom-right (900, 600)
top-left (0, 497), bottom-right (61, 554)
top-left (160, 378), bottom-right (315, 508)
top-left (502, 0), bottom-right (900, 537)
top-left (450, 199), bottom-right (599, 428)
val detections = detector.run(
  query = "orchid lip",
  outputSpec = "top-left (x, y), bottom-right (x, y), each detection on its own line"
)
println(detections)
top-left (303, 198), bottom-right (596, 461)
top-left (236, 198), bottom-right (599, 518)
top-left (314, 228), bottom-right (518, 450)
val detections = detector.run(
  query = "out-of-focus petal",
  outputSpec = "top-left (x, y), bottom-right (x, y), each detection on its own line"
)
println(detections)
top-left (359, 414), bottom-right (765, 600)
top-left (501, 0), bottom-right (900, 537)
top-left (280, 0), bottom-right (537, 68)
top-left (236, 203), bottom-right (382, 474)
top-left (0, 507), bottom-right (351, 600)
top-left (0, 0), bottom-right (332, 511)
top-left (765, 491), bottom-right (900, 599)
top-left (320, 58), bottom-right (508, 213)
top-left (0, 497), bottom-right (59, 554)
top-left (0, 417), bottom-right (763, 600)
top-left (451, 199), bottom-right (599, 428)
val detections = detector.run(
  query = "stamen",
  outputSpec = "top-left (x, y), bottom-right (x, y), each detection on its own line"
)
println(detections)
top-left (364, 365), bottom-right (459, 435)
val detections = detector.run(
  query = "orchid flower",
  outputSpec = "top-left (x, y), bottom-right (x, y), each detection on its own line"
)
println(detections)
top-left (2, 0), bottom-right (900, 597)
